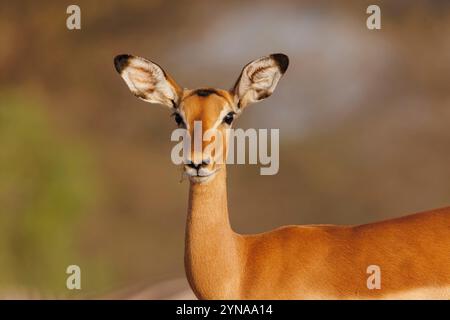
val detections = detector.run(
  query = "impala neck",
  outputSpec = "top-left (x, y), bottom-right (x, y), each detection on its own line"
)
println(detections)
top-left (185, 165), bottom-right (242, 299)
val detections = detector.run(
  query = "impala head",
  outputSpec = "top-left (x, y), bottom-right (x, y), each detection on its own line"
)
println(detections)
top-left (114, 53), bottom-right (289, 183)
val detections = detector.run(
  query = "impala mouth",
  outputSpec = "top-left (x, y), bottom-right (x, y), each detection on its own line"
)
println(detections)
top-left (184, 167), bottom-right (220, 183)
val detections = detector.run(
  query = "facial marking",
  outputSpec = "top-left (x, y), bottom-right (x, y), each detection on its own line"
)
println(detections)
top-left (179, 90), bottom-right (234, 133)
top-left (176, 89), bottom-right (234, 182)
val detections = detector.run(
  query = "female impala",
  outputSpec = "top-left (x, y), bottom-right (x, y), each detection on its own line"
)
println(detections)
top-left (114, 53), bottom-right (450, 299)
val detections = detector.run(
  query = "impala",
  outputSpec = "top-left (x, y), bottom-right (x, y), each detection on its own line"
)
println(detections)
top-left (114, 53), bottom-right (450, 299)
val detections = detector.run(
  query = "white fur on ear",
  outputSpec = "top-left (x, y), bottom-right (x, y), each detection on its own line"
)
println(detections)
top-left (232, 53), bottom-right (289, 109)
top-left (114, 54), bottom-right (181, 108)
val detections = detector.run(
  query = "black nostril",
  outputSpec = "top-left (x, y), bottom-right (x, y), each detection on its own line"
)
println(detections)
top-left (187, 162), bottom-right (201, 170)
top-left (187, 159), bottom-right (210, 170)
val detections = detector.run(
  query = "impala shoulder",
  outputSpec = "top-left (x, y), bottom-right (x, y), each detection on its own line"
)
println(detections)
top-left (242, 224), bottom-right (354, 244)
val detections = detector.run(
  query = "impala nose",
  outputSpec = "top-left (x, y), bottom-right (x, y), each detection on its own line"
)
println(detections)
top-left (187, 158), bottom-right (210, 170)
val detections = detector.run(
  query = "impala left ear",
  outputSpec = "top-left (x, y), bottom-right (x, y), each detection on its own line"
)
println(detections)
top-left (231, 53), bottom-right (289, 109)
top-left (114, 54), bottom-right (182, 108)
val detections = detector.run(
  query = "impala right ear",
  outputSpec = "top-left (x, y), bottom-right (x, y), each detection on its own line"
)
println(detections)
top-left (114, 54), bottom-right (182, 108)
top-left (232, 53), bottom-right (289, 109)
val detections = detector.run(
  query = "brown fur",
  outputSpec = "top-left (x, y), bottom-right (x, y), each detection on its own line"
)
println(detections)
top-left (179, 93), bottom-right (450, 300)
top-left (185, 162), bottom-right (450, 299)
top-left (114, 53), bottom-right (450, 300)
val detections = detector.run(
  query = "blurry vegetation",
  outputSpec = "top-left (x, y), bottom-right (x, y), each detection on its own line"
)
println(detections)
top-left (0, 93), bottom-right (111, 296)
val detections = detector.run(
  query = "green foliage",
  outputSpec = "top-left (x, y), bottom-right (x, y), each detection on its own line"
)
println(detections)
top-left (0, 93), bottom-right (107, 295)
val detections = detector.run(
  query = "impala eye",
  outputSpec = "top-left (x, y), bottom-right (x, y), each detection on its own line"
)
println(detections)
top-left (172, 113), bottom-right (183, 126)
top-left (223, 112), bottom-right (235, 125)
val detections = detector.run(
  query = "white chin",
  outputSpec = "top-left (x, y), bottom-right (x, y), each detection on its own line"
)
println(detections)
top-left (188, 173), bottom-right (216, 183)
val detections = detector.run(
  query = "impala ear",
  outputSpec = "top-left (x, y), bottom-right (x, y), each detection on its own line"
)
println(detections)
top-left (231, 53), bottom-right (289, 109)
top-left (114, 54), bottom-right (182, 108)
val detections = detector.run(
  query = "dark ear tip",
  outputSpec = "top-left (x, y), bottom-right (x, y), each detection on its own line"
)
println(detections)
top-left (270, 53), bottom-right (289, 74)
top-left (114, 54), bottom-right (132, 74)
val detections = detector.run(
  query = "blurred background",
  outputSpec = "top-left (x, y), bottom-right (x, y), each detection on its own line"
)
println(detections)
top-left (0, 0), bottom-right (449, 298)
